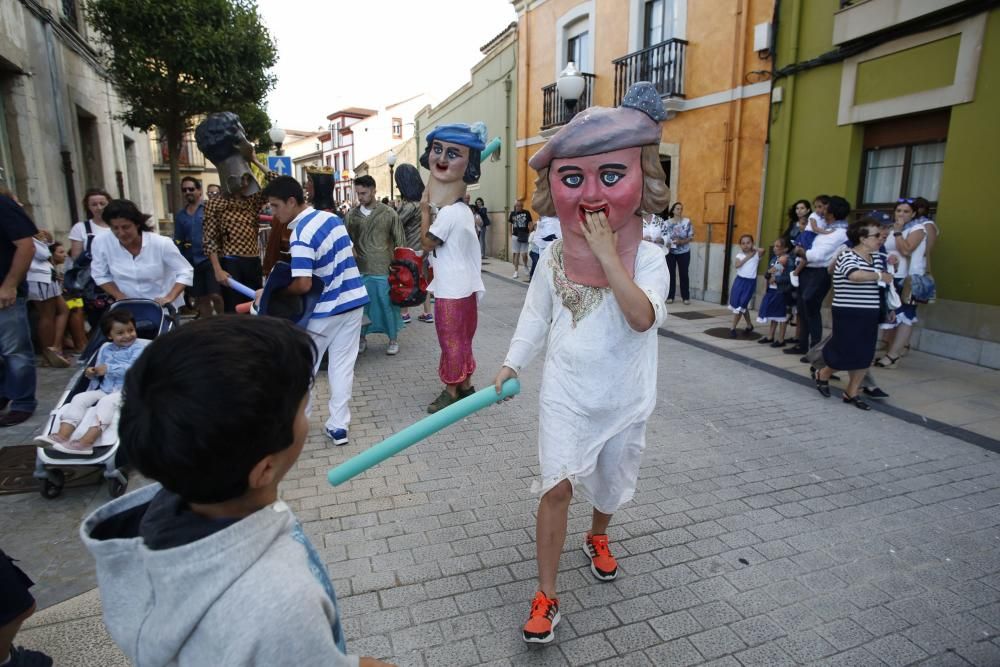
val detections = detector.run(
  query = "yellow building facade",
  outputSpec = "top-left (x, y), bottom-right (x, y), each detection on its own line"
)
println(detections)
top-left (513, 0), bottom-right (774, 301)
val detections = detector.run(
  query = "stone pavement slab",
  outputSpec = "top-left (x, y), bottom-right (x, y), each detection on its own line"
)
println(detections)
top-left (13, 268), bottom-right (1000, 665)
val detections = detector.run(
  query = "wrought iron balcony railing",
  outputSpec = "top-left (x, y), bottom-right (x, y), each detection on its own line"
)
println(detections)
top-left (613, 38), bottom-right (687, 106)
top-left (541, 72), bottom-right (596, 130)
top-left (153, 137), bottom-right (206, 169)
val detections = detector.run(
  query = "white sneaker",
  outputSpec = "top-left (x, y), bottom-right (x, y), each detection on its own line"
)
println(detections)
top-left (512, 271), bottom-right (519, 279)
top-left (790, 273), bottom-right (800, 287)
top-left (386, 341), bottom-right (399, 356)
top-left (358, 338), bottom-right (367, 353)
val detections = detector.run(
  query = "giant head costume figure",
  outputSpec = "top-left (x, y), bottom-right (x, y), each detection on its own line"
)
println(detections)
top-left (419, 122), bottom-right (487, 206)
top-left (528, 82), bottom-right (670, 287)
top-left (195, 112), bottom-right (261, 197)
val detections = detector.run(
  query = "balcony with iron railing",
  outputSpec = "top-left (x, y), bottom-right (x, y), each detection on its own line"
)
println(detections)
top-left (613, 38), bottom-right (688, 106)
top-left (541, 72), bottom-right (596, 130)
top-left (151, 137), bottom-right (207, 170)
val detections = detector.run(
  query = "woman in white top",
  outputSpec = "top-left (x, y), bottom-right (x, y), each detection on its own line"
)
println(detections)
top-left (90, 200), bottom-right (193, 308)
top-left (68, 188), bottom-right (113, 261)
top-left (876, 199), bottom-right (930, 368)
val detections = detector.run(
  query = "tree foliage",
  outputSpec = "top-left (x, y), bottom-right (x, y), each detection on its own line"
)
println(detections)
top-left (86, 0), bottom-right (277, 208)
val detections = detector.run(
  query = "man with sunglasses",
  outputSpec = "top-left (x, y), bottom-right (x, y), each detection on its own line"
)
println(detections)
top-left (173, 177), bottom-right (223, 318)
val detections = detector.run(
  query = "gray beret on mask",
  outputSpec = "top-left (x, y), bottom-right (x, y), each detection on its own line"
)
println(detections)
top-left (528, 81), bottom-right (667, 171)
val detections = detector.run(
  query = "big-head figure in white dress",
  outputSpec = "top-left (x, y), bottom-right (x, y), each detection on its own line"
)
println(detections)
top-left (494, 82), bottom-right (671, 644)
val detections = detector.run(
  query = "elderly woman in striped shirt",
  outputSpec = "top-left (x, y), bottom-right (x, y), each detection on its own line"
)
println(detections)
top-left (814, 217), bottom-right (892, 410)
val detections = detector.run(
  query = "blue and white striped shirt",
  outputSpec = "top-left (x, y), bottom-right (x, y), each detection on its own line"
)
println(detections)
top-left (288, 207), bottom-right (369, 319)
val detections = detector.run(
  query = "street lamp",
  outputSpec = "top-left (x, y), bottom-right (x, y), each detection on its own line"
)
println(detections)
top-left (556, 61), bottom-right (586, 119)
top-left (387, 151), bottom-right (397, 202)
top-left (268, 125), bottom-right (286, 155)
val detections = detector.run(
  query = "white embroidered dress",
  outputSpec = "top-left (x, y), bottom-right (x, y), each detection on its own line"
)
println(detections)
top-left (503, 240), bottom-right (669, 513)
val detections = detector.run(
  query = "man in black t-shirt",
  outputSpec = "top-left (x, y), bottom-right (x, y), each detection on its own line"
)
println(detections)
top-left (0, 192), bottom-right (39, 426)
top-left (508, 200), bottom-right (533, 280)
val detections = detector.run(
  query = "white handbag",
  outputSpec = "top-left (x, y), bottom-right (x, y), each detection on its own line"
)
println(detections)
top-left (885, 279), bottom-right (902, 310)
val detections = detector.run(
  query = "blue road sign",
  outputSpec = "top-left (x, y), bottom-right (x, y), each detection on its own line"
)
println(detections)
top-left (267, 156), bottom-right (292, 176)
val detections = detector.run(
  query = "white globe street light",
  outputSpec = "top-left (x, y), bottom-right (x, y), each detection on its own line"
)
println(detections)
top-left (268, 125), bottom-right (286, 155)
top-left (556, 62), bottom-right (586, 116)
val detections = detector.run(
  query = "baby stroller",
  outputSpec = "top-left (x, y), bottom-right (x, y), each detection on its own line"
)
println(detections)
top-left (33, 299), bottom-right (176, 499)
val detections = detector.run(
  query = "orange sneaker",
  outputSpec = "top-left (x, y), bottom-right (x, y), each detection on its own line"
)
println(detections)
top-left (522, 591), bottom-right (560, 644)
top-left (583, 533), bottom-right (618, 581)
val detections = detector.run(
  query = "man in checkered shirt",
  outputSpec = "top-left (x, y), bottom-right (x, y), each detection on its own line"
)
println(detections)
top-left (204, 172), bottom-right (276, 312)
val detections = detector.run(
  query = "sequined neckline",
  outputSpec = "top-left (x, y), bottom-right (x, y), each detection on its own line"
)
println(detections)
top-left (549, 240), bottom-right (607, 327)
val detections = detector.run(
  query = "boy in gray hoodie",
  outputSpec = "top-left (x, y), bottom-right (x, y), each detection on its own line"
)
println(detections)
top-left (80, 316), bottom-right (393, 667)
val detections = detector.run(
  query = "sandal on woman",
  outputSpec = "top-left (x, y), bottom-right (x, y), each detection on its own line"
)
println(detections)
top-left (874, 354), bottom-right (899, 369)
top-left (757, 337), bottom-right (773, 344)
top-left (770, 340), bottom-right (786, 348)
top-left (42, 347), bottom-right (71, 369)
top-left (843, 394), bottom-right (871, 410)
top-left (815, 378), bottom-right (831, 398)
top-left (744, 326), bottom-right (754, 335)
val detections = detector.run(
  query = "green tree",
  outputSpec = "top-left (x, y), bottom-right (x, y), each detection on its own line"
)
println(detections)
top-left (86, 0), bottom-right (277, 210)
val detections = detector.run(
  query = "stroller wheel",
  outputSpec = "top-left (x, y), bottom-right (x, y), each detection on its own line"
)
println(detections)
top-left (108, 477), bottom-right (127, 498)
top-left (41, 475), bottom-right (64, 499)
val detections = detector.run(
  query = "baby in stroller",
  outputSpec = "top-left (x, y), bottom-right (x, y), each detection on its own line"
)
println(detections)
top-left (35, 309), bottom-right (148, 455)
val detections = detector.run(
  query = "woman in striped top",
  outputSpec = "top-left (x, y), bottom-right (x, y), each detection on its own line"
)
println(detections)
top-left (815, 218), bottom-right (891, 410)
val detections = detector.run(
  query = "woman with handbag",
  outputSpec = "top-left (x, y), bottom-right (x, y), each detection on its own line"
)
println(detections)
top-left (815, 218), bottom-right (891, 410)
top-left (66, 188), bottom-right (114, 328)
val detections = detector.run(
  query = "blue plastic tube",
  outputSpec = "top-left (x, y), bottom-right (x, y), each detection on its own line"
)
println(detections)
top-left (327, 379), bottom-right (520, 486)
top-left (226, 277), bottom-right (257, 299)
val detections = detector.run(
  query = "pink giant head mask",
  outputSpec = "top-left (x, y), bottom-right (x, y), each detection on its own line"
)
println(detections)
top-left (529, 82), bottom-right (670, 287)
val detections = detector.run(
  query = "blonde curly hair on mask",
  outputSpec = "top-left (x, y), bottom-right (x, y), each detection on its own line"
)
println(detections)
top-left (531, 145), bottom-right (670, 218)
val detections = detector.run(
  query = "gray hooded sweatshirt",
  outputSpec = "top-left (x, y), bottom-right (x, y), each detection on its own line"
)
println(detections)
top-left (80, 483), bottom-right (359, 667)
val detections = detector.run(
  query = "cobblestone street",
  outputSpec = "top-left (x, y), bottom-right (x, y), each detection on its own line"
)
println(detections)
top-left (13, 271), bottom-right (1000, 665)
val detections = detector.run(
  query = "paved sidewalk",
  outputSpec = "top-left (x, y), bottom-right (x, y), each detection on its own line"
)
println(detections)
top-left (14, 269), bottom-right (1000, 665)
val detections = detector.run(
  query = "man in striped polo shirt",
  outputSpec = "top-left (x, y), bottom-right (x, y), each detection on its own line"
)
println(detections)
top-left (262, 176), bottom-right (369, 446)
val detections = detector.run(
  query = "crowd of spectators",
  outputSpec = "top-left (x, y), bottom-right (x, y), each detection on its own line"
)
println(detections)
top-left (727, 193), bottom-right (939, 410)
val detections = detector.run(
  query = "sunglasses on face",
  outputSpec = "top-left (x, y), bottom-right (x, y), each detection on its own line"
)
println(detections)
top-left (897, 198), bottom-right (915, 204)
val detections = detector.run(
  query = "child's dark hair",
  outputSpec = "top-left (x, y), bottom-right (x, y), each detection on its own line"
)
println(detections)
top-left (773, 236), bottom-right (789, 250)
top-left (739, 234), bottom-right (754, 245)
top-left (49, 240), bottom-right (63, 253)
top-left (100, 308), bottom-right (135, 337)
top-left (827, 196), bottom-right (851, 221)
top-left (262, 176), bottom-right (304, 204)
top-left (120, 316), bottom-right (317, 504)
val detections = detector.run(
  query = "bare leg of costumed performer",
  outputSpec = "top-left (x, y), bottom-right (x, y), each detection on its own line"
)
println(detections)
top-left (496, 82), bottom-right (671, 644)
